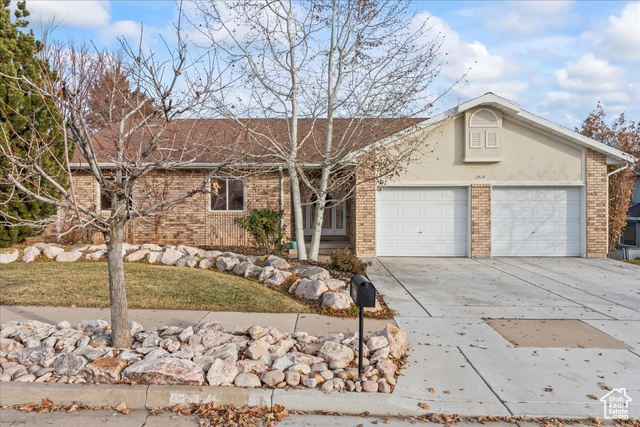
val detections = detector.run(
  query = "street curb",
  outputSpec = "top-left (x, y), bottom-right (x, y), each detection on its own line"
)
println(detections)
top-left (0, 382), bottom-right (429, 416)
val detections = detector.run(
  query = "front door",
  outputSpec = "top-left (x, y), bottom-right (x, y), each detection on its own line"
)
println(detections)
top-left (303, 193), bottom-right (346, 236)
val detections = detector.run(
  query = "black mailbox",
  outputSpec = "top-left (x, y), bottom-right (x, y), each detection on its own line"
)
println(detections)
top-left (350, 274), bottom-right (377, 308)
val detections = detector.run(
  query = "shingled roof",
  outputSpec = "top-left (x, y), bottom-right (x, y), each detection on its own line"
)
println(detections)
top-left (74, 117), bottom-right (423, 167)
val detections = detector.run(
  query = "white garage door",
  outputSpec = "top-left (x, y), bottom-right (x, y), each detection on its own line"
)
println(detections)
top-left (377, 187), bottom-right (468, 256)
top-left (491, 187), bottom-right (581, 256)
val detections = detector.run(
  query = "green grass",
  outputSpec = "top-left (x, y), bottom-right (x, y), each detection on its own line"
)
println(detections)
top-left (0, 262), bottom-right (311, 313)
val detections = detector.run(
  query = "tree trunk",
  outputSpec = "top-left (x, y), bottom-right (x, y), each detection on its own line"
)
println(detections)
top-left (309, 166), bottom-right (331, 261)
top-left (289, 166), bottom-right (307, 260)
top-left (105, 222), bottom-right (132, 348)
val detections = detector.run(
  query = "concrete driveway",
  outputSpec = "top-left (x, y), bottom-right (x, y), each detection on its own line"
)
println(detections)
top-left (368, 257), bottom-right (640, 418)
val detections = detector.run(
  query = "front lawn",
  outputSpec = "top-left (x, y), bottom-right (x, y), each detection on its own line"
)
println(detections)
top-left (0, 262), bottom-right (311, 313)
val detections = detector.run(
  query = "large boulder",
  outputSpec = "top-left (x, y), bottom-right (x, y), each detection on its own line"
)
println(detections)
top-left (301, 266), bottom-right (331, 281)
top-left (176, 256), bottom-right (198, 268)
top-left (161, 248), bottom-right (184, 266)
top-left (141, 244), bottom-right (163, 251)
top-left (0, 249), bottom-right (19, 264)
top-left (294, 279), bottom-right (329, 300)
top-left (326, 279), bottom-right (347, 291)
top-left (199, 258), bottom-right (215, 269)
top-left (21, 246), bottom-right (40, 263)
top-left (43, 246), bottom-right (64, 259)
top-left (122, 357), bottom-right (204, 385)
top-left (201, 250), bottom-right (222, 258)
top-left (322, 291), bottom-right (352, 310)
top-left (55, 251), bottom-right (83, 262)
top-left (14, 346), bottom-right (55, 367)
top-left (262, 255), bottom-right (290, 269)
top-left (370, 324), bottom-right (408, 358)
top-left (125, 249), bottom-right (150, 262)
top-left (86, 251), bottom-right (105, 261)
top-left (84, 356), bottom-right (127, 384)
top-left (264, 270), bottom-right (292, 286)
top-left (206, 358), bottom-right (238, 386)
top-left (232, 262), bottom-right (253, 276)
top-left (317, 341), bottom-right (354, 364)
top-left (147, 252), bottom-right (163, 264)
top-left (244, 265), bottom-right (264, 278)
top-left (178, 245), bottom-right (203, 257)
top-left (216, 256), bottom-right (239, 272)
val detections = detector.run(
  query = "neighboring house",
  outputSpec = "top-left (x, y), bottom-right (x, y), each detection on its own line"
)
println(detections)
top-left (620, 172), bottom-right (640, 247)
top-left (67, 93), bottom-right (635, 258)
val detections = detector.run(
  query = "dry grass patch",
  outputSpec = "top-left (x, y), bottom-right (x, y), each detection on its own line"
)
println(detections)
top-left (0, 262), bottom-right (311, 313)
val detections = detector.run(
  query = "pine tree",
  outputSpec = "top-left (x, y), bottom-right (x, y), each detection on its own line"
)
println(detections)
top-left (0, 0), bottom-right (68, 246)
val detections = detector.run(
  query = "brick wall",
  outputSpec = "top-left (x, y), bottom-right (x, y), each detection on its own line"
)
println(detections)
top-left (586, 149), bottom-right (608, 258)
top-left (350, 164), bottom-right (376, 257)
top-left (470, 184), bottom-right (491, 258)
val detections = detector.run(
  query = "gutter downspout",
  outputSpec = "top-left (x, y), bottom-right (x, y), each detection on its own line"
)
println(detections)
top-left (279, 167), bottom-right (285, 246)
top-left (606, 164), bottom-right (629, 255)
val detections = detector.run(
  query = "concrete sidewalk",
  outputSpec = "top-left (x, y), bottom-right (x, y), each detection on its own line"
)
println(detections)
top-left (0, 305), bottom-right (394, 338)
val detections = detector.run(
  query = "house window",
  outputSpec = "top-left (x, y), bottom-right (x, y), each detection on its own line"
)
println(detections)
top-left (211, 178), bottom-right (244, 211)
top-left (469, 109), bottom-right (499, 127)
top-left (620, 221), bottom-right (637, 246)
top-left (469, 131), bottom-right (482, 148)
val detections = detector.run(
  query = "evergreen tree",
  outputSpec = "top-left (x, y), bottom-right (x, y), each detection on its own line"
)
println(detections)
top-left (0, 0), bottom-right (68, 246)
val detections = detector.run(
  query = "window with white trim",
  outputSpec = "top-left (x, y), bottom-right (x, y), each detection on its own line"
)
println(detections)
top-left (469, 131), bottom-right (482, 148)
top-left (486, 130), bottom-right (499, 148)
top-left (211, 178), bottom-right (244, 211)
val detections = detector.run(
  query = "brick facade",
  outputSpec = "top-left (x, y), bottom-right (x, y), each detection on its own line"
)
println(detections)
top-left (586, 149), bottom-right (608, 258)
top-left (348, 166), bottom-right (376, 257)
top-left (470, 184), bottom-right (491, 258)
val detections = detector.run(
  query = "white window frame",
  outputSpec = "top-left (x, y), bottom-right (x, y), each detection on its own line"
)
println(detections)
top-left (209, 177), bottom-right (245, 212)
top-left (485, 130), bottom-right (499, 148)
top-left (469, 131), bottom-right (482, 149)
top-left (469, 108), bottom-right (499, 128)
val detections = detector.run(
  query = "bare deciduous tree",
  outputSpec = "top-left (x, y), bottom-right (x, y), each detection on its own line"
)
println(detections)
top-left (193, 0), bottom-right (458, 260)
top-left (0, 10), bottom-right (233, 347)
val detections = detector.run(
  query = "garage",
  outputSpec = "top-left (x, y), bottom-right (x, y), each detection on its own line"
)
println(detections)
top-left (491, 187), bottom-right (581, 256)
top-left (376, 187), bottom-right (468, 256)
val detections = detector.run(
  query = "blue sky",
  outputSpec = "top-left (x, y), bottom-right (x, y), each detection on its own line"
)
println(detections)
top-left (18, 0), bottom-right (640, 128)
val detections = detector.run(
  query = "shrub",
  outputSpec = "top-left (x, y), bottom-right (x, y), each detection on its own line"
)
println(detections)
top-left (330, 248), bottom-right (371, 275)
top-left (234, 209), bottom-right (285, 255)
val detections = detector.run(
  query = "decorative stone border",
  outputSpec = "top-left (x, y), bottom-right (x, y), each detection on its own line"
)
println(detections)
top-left (1, 243), bottom-right (363, 311)
top-left (1, 319), bottom-right (408, 394)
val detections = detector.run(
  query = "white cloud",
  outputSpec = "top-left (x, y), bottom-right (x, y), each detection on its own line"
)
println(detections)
top-left (554, 53), bottom-right (627, 92)
top-left (461, 1), bottom-right (578, 37)
top-left (25, 0), bottom-right (110, 29)
top-left (588, 3), bottom-right (640, 62)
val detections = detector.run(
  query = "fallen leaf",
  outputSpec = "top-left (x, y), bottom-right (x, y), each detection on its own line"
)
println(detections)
top-left (544, 386), bottom-right (553, 392)
top-left (598, 382), bottom-right (612, 391)
top-left (443, 390), bottom-right (451, 394)
top-left (587, 394), bottom-right (598, 400)
top-left (418, 402), bottom-right (431, 410)
top-left (428, 387), bottom-right (435, 393)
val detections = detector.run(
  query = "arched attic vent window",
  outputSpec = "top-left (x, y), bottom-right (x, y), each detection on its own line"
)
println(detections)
top-left (469, 109), bottom-right (498, 127)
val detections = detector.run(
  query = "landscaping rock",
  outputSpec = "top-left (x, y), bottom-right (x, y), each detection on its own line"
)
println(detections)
top-left (192, 355), bottom-right (215, 371)
top-left (294, 279), bottom-right (329, 300)
top-left (122, 358), bottom-right (204, 385)
top-left (216, 256), bottom-right (239, 271)
top-left (232, 261), bottom-right (253, 276)
top-left (325, 279), bottom-right (347, 291)
top-left (178, 245), bottom-right (202, 257)
top-left (237, 360), bottom-right (268, 374)
top-left (206, 343), bottom-right (238, 362)
top-left (199, 258), bottom-right (215, 269)
top-left (193, 320), bottom-right (224, 333)
top-left (77, 320), bottom-right (109, 333)
top-left (178, 326), bottom-right (194, 343)
top-left (86, 251), bottom-right (105, 261)
top-left (234, 373), bottom-right (261, 388)
top-left (125, 249), bottom-right (150, 262)
top-left (362, 380), bottom-right (379, 393)
top-left (75, 346), bottom-right (112, 362)
top-left (161, 248), bottom-right (184, 266)
top-left (22, 246), bottom-right (40, 263)
top-left (57, 321), bottom-right (71, 330)
top-left (263, 255), bottom-right (290, 269)
top-left (243, 264), bottom-right (264, 278)
top-left (53, 353), bottom-right (87, 376)
top-left (43, 246), bottom-right (64, 259)
top-left (207, 358), bottom-right (238, 386)
top-left (200, 331), bottom-right (233, 349)
top-left (301, 266), bottom-right (331, 281)
top-left (264, 270), bottom-right (292, 286)
top-left (55, 251), bottom-right (83, 262)
top-left (0, 250), bottom-right (18, 264)
top-left (370, 324), bottom-right (408, 358)
top-left (141, 244), bottom-right (163, 251)
top-left (176, 256), bottom-right (198, 268)
top-left (367, 336), bottom-right (388, 352)
top-left (84, 356), bottom-right (127, 383)
top-left (244, 342), bottom-right (269, 360)
top-left (260, 369), bottom-right (285, 387)
top-left (318, 341), bottom-right (354, 365)
top-left (0, 338), bottom-right (23, 358)
top-left (147, 252), bottom-right (163, 264)
top-left (376, 359), bottom-right (396, 377)
top-left (201, 250), bottom-right (222, 258)
top-left (322, 291), bottom-right (352, 309)
top-left (258, 266), bottom-right (276, 282)
top-left (130, 321), bottom-right (144, 335)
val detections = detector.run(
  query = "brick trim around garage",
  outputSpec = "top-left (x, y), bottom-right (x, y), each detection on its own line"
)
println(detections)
top-left (471, 184), bottom-right (492, 258)
top-left (585, 149), bottom-right (608, 258)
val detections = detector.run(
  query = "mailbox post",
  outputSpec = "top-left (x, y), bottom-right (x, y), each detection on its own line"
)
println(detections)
top-left (350, 274), bottom-right (377, 382)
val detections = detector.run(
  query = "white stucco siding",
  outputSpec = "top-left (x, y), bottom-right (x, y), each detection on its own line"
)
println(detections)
top-left (389, 115), bottom-right (583, 184)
